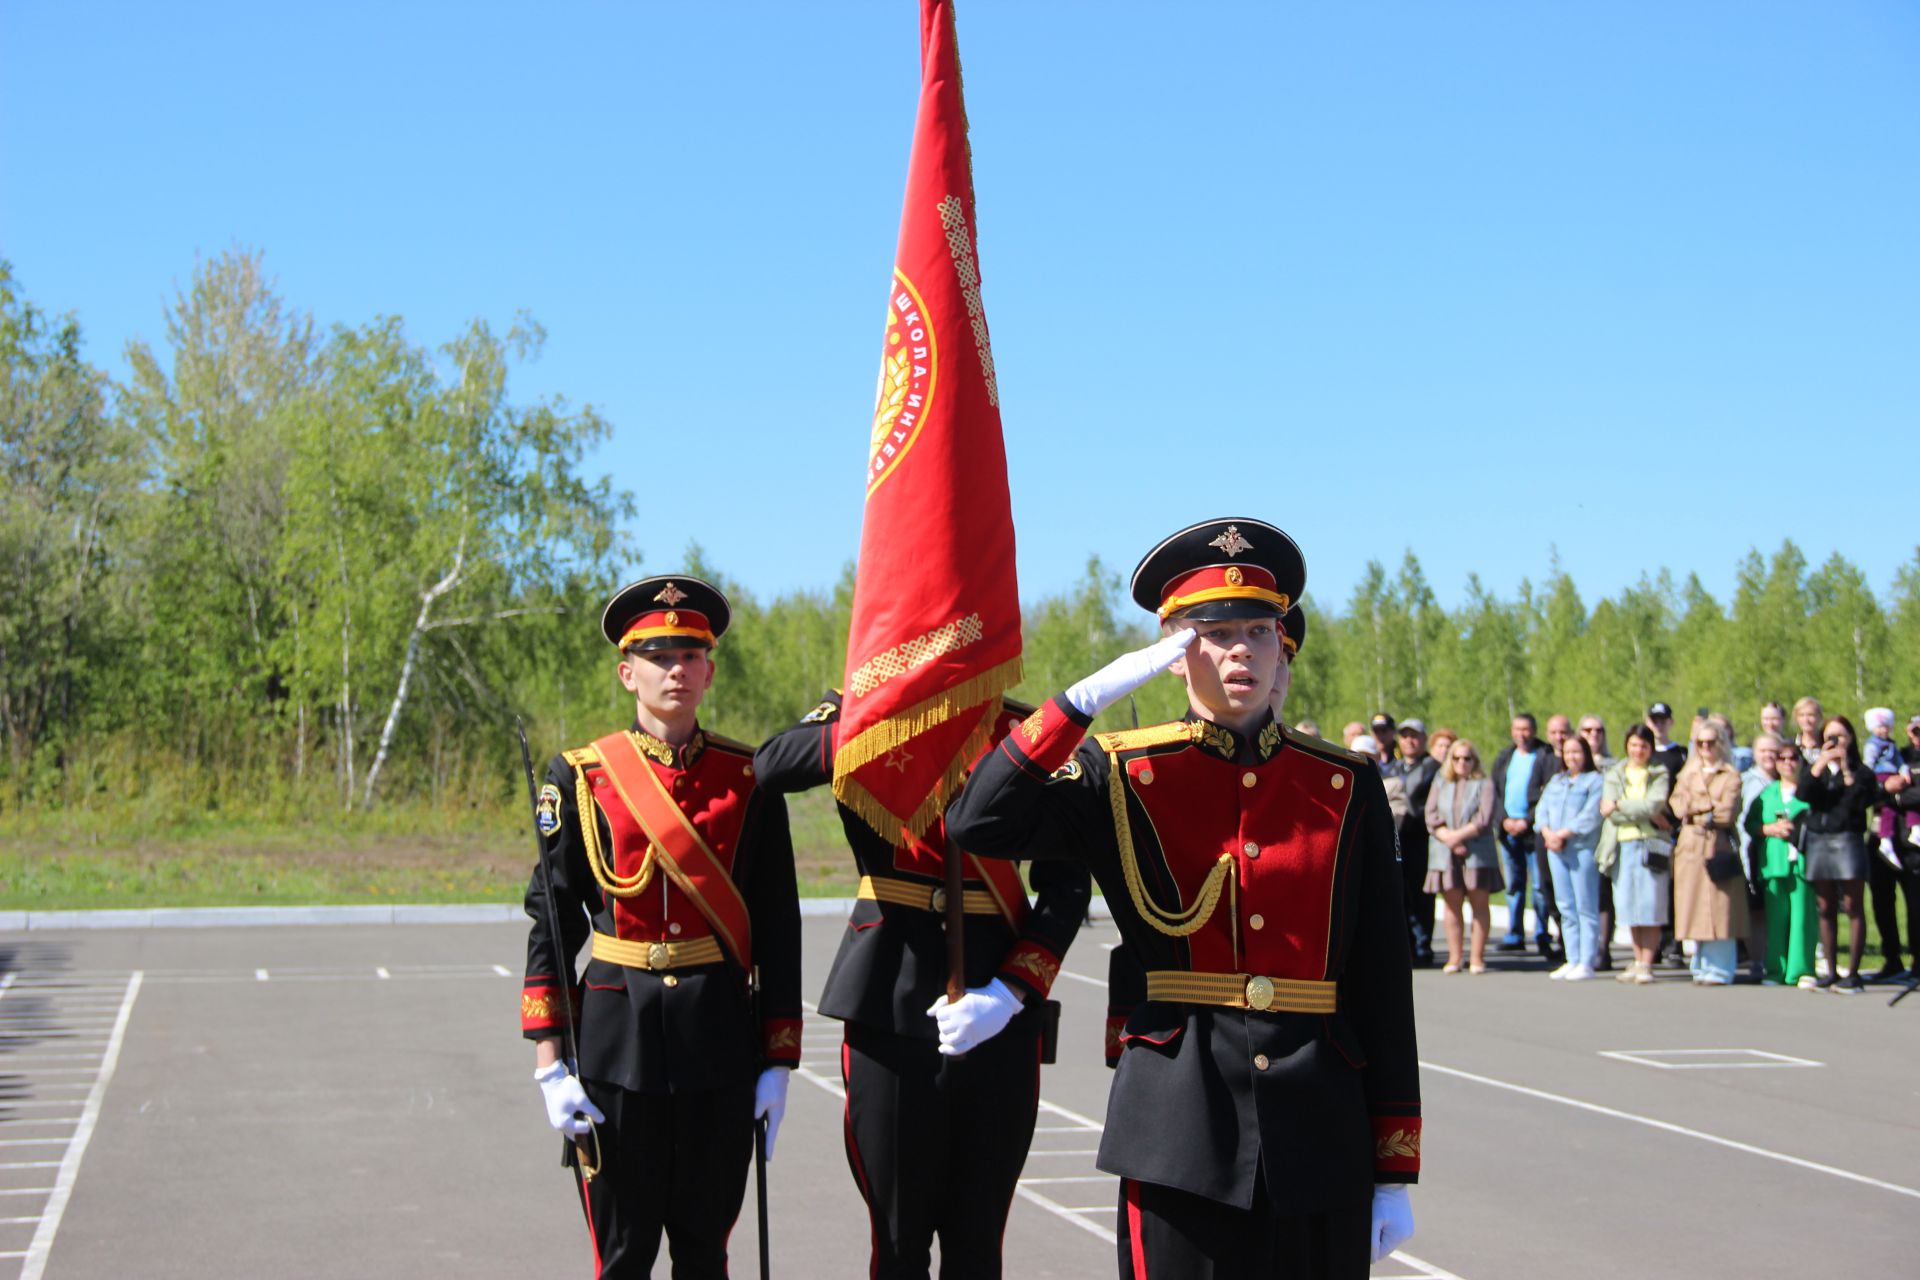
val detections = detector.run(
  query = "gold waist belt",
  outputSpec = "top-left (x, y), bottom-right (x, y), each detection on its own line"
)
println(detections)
top-left (1147, 969), bottom-right (1338, 1014)
top-left (591, 932), bottom-right (724, 972)
top-left (856, 875), bottom-right (1000, 916)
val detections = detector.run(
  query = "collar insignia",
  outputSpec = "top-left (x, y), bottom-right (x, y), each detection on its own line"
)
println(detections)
top-left (653, 582), bottom-right (689, 606)
top-left (629, 727), bottom-right (705, 769)
top-left (1257, 721), bottom-right (1284, 760)
top-left (1191, 719), bottom-right (1238, 760)
top-left (1208, 525), bottom-right (1253, 558)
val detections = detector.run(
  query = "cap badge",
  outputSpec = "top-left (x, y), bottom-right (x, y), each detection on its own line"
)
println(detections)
top-left (1209, 525), bottom-right (1253, 558)
top-left (654, 582), bottom-right (689, 606)
top-left (1224, 566), bottom-right (1244, 587)
top-left (664, 611), bottom-right (679, 626)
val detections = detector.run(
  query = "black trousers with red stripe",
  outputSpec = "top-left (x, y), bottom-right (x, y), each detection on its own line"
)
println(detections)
top-left (840, 1015), bottom-right (1042, 1280)
top-left (576, 1079), bottom-right (755, 1279)
top-left (1117, 1177), bottom-right (1371, 1279)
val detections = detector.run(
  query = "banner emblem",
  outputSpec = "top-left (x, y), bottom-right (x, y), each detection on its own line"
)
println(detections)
top-left (869, 271), bottom-right (939, 495)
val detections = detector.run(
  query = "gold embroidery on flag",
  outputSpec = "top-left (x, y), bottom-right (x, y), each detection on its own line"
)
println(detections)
top-left (847, 613), bottom-right (986, 697)
top-left (937, 195), bottom-right (999, 408)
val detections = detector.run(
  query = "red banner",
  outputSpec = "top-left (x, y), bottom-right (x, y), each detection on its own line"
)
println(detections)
top-left (832, 0), bottom-right (1021, 841)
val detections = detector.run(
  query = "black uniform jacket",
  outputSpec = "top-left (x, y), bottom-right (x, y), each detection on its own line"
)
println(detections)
top-left (521, 722), bottom-right (802, 1094)
top-left (753, 690), bottom-right (1091, 1037)
top-left (945, 696), bottom-right (1421, 1214)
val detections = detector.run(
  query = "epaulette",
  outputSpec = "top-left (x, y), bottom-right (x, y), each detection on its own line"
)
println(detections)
top-left (1284, 729), bottom-right (1370, 767)
top-left (1094, 722), bottom-right (1197, 754)
top-left (560, 745), bottom-right (602, 771)
top-left (701, 730), bottom-right (756, 758)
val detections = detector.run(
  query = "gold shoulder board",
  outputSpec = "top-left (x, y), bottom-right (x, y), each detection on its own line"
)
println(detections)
top-left (1094, 722), bottom-right (1195, 753)
top-left (701, 731), bottom-right (755, 757)
top-left (561, 746), bottom-right (602, 770)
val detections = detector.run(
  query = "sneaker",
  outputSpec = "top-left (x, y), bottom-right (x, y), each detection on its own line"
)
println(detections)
top-left (1631, 966), bottom-right (1655, 985)
top-left (1796, 975), bottom-right (1819, 991)
top-left (1494, 938), bottom-right (1525, 953)
top-left (1614, 965), bottom-right (1640, 984)
top-left (1696, 973), bottom-right (1730, 986)
top-left (1563, 964), bottom-right (1596, 981)
top-left (1548, 962), bottom-right (1572, 980)
top-left (1815, 973), bottom-right (1837, 991)
top-left (1834, 973), bottom-right (1865, 995)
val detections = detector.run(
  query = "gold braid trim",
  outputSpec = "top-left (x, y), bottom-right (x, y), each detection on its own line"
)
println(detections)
top-left (830, 655), bottom-right (1023, 841)
top-left (571, 758), bottom-right (656, 900)
top-left (1108, 752), bottom-right (1233, 937)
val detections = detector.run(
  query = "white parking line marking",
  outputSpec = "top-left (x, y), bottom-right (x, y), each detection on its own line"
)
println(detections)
top-left (1023, 1148), bottom-right (1099, 1156)
top-left (1018, 1175), bottom-right (1111, 1185)
top-left (1014, 1185), bottom-right (1115, 1245)
top-left (254, 970), bottom-right (269, 982)
top-left (1054, 970), bottom-right (1108, 988)
top-left (0, 1141), bottom-right (67, 1148)
top-left (1391, 1249), bottom-right (1469, 1279)
top-left (375, 968), bottom-right (391, 980)
top-left (1423, 1059), bottom-right (1920, 1200)
top-left (0, 1218), bottom-right (41, 1225)
top-left (492, 965), bottom-right (512, 977)
top-left (0, 1191), bottom-right (52, 1198)
top-left (22, 971), bottom-right (142, 1280)
top-left (0, 1163), bottom-right (61, 1170)
top-left (1598, 1048), bottom-right (1823, 1070)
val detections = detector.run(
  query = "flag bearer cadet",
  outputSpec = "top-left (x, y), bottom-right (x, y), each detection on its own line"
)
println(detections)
top-left (947, 520), bottom-right (1420, 1278)
top-left (521, 575), bottom-right (802, 1280)
top-left (753, 695), bottom-right (1090, 1279)
top-left (1104, 601), bottom-right (1310, 1068)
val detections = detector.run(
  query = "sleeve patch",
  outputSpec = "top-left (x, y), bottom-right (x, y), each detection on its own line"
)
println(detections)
top-left (801, 700), bottom-right (837, 724)
top-left (1048, 759), bottom-right (1084, 784)
top-left (535, 783), bottom-right (563, 836)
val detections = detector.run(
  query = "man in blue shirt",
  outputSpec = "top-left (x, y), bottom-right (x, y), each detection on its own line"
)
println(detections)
top-left (1490, 713), bottom-right (1563, 958)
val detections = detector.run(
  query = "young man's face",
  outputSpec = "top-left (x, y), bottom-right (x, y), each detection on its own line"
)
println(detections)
top-left (618, 645), bottom-right (715, 720)
top-left (1169, 615), bottom-right (1282, 724)
top-left (1510, 717), bottom-right (1536, 749)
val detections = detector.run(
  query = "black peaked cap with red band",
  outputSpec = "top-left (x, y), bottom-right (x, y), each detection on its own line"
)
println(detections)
top-left (1281, 602), bottom-right (1307, 661)
top-left (1129, 517), bottom-right (1306, 625)
top-left (600, 575), bottom-right (732, 652)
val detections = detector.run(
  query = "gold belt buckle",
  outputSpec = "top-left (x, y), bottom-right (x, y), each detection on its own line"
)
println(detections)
top-left (928, 887), bottom-right (948, 914)
top-left (647, 942), bottom-right (672, 971)
top-left (1244, 975), bottom-right (1275, 1012)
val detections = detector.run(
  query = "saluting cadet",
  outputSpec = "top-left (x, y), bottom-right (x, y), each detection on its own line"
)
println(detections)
top-left (1104, 601), bottom-right (1309, 1068)
top-left (754, 695), bottom-right (1090, 1280)
top-left (522, 576), bottom-right (802, 1279)
top-left (947, 520), bottom-right (1420, 1279)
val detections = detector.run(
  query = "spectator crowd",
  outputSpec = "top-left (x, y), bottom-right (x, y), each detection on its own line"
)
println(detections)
top-left (1322, 701), bottom-right (1920, 993)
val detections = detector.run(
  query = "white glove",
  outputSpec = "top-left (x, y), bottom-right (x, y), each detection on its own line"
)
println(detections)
top-left (1369, 1184), bottom-right (1414, 1262)
top-left (534, 1061), bottom-right (605, 1136)
top-left (754, 1066), bottom-right (791, 1160)
top-left (926, 977), bottom-right (1024, 1056)
top-left (1063, 628), bottom-right (1196, 719)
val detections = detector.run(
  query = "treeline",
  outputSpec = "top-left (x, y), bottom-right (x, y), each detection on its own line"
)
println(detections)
top-left (6, 253), bottom-right (1919, 834)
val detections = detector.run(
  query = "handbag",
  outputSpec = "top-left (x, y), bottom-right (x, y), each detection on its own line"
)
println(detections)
top-left (1641, 835), bottom-right (1673, 874)
top-left (1703, 830), bottom-right (1742, 883)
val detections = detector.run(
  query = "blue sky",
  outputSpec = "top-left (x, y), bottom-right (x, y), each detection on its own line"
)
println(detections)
top-left (4, 1), bottom-right (1916, 615)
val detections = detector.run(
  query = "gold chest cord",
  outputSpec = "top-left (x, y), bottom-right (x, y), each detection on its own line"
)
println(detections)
top-left (1108, 752), bottom-right (1238, 948)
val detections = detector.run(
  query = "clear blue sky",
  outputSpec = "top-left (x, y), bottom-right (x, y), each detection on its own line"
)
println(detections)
top-left (5, 1), bottom-right (1916, 615)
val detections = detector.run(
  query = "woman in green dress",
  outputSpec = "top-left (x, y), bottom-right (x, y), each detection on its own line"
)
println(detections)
top-left (1745, 755), bottom-right (1816, 987)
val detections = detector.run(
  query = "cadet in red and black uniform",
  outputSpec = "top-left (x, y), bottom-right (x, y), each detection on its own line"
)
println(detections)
top-left (754, 695), bottom-right (1090, 1279)
top-left (947, 520), bottom-right (1419, 1279)
top-left (1104, 601), bottom-right (1309, 1069)
top-left (522, 576), bottom-right (801, 1280)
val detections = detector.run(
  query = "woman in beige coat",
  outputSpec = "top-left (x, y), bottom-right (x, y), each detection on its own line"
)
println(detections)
top-left (1671, 722), bottom-right (1749, 985)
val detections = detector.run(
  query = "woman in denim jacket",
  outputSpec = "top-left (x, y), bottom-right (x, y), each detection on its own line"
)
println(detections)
top-left (1535, 734), bottom-right (1606, 980)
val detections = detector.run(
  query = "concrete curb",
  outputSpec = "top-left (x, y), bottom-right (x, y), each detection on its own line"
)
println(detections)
top-left (0, 895), bottom-right (1124, 931)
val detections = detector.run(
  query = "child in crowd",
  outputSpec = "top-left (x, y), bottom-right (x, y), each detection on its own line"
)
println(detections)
top-left (1862, 708), bottom-right (1911, 864)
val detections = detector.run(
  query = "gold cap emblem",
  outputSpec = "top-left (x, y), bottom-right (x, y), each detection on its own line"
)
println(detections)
top-left (1224, 566), bottom-right (1244, 587)
top-left (664, 611), bottom-right (679, 626)
top-left (1209, 525), bottom-right (1253, 558)
top-left (654, 582), bottom-right (689, 606)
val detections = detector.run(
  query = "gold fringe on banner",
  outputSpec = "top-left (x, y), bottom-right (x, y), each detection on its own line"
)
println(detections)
top-left (831, 654), bottom-right (1023, 841)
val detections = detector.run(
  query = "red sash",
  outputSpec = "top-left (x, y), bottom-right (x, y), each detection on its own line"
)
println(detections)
top-left (965, 851), bottom-right (1030, 932)
top-left (592, 731), bottom-right (755, 972)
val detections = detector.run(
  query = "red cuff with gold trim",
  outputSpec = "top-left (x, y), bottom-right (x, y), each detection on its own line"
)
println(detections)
top-left (762, 1017), bottom-right (803, 1067)
top-left (1005, 696), bottom-right (1089, 778)
top-left (520, 979), bottom-right (576, 1037)
top-left (1372, 1113), bottom-right (1422, 1180)
top-left (997, 939), bottom-right (1063, 999)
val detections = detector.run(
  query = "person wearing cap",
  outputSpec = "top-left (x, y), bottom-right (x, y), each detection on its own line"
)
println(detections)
top-left (751, 694), bottom-right (1090, 1278)
top-left (1647, 703), bottom-right (1687, 777)
top-left (948, 519), bottom-right (1420, 1277)
top-left (520, 575), bottom-right (802, 1278)
top-left (1387, 719), bottom-right (1440, 968)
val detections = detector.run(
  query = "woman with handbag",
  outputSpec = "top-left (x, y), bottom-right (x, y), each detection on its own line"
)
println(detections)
top-left (1798, 714), bottom-right (1876, 994)
top-left (1671, 722), bottom-right (1749, 985)
top-left (1744, 754), bottom-right (1816, 988)
top-left (1597, 724), bottom-right (1675, 985)
top-left (1423, 738), bottom-right (1502, 974)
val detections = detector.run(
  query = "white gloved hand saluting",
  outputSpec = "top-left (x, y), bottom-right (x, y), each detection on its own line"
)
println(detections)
top-left (926, 977), bottom-right (1024, 1056)
top-left (754, 1066), bottom-right (791, 1160)
top-left (1369, 1184), bottom-right (1414, 1262)
top-left (534, 1061), bottom-right (605, 1136)
top-left (1063, 628), bottom-right (1196, 720)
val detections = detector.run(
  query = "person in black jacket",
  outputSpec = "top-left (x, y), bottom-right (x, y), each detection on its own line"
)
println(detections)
top-left (1797, 714), bottom-right (1876, 993)
top-left (949, 518), bottom-right (1419, 1279)
top-left (753, 693), bottom-right (1090, 1280)
top-left (1389, 721), bottom-right (1442, 968)
top-left (1490, 715), bottom-right (1562, 957)
top-left (521, 576), bottom-right (801, 1280)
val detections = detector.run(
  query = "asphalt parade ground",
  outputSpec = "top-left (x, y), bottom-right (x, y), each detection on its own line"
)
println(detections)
top-left (1, 914), bottom-right (1916, 1279)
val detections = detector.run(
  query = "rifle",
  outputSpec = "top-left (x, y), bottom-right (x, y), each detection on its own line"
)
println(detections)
top-left (515, 717), bottom-right (600, 1182)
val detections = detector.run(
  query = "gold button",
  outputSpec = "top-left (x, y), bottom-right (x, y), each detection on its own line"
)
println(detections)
top-left (1249, 913), bottom-right (1265, 930)
top-left (1242, 771), bottom-right (1257, 788)
top-left (743, 765), bottom-right (754, 777)
top-left (1253, 1053), bottom-right (1270, 1071)
top-left (647, 942), bottom-right (671, 970)
top-left (1243, 841), bottom-right (1258, 856)
top-left (1246, 846), bottom-right (1260, 859)
top-left (1139, 769), bottom-right (1154, 785)
top-left (663, 974), bottom-right (679, 988)
top-left (1330, 773), bottom-right (1345, 789)
top-left (929, 888), bottom-right (948, 914)
top-left (668, 922), bottom-right (682, 936)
